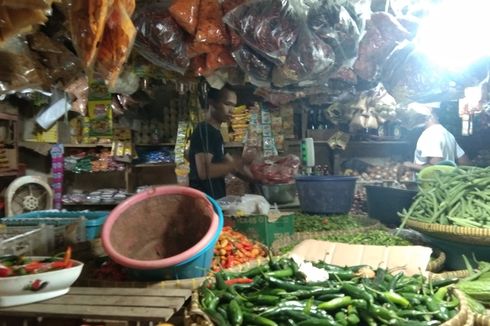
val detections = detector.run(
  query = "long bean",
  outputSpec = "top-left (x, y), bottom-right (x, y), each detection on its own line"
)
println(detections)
top-left (399, 166), bottom-right (490, 228)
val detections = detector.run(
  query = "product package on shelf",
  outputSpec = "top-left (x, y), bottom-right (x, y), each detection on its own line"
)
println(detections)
top-left (229, 105), bottom-right (250, 143)
top-left (260, 103), bottom-right (278, 157)
top-left (50, 144), bottom-right (64, 210)
top-left (111, 128), bottom-right (135, 163)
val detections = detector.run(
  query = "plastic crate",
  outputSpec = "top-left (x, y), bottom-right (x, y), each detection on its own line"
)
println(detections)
top-left (2, 217), bottom-right (87, 249)
top-left (295, 176), bottom-right (357, 214)
top-left (0, 226), bottom-right (52, 256)
top-left (233, 214), bottom-right (294, 246)
top-left (10, 210), bottom-right (109, 240)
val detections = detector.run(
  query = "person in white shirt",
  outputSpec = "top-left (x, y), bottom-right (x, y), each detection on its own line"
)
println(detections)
top-left (404, 106), bottom-right (471, 171)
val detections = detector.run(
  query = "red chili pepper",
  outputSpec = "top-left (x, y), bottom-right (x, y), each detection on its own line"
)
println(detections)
top-left (0, 266), bottom-right (12, 277)
top-left (224, 277), bottom-right (253, 286)
top-left (63, 246), bottom-right (72, 267)
top-left (24, 261), bottom-right (43, 273)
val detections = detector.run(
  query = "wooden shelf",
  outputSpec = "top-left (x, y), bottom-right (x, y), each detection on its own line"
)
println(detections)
top-left (133, 162), bottom-right (175, 168)
top-left (64, 143), bottom-right (112, 148)
top-left (0, 170), bottom-right (18, 177)
top-left (0, 112), bottom-right (18, 121)
top-left (135, 143), bottom-right (176, 147)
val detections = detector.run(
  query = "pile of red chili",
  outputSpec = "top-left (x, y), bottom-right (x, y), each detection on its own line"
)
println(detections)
top-left (0, 247), bottom-right (73, 277)
top-left (212, 226), bottom-right (267, 271)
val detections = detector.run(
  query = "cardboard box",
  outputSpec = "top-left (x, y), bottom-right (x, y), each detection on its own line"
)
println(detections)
top-left (233, 214), bottom-right (294, 246)
top-left (289, 239), bottom-right (433, 276)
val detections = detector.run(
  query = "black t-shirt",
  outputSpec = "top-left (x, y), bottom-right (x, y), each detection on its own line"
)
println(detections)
top-left (189, 122), bottom-right (226, 199)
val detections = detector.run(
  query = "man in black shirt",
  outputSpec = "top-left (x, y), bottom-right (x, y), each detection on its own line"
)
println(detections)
top-left (189, 86), bottom-right (243, 199)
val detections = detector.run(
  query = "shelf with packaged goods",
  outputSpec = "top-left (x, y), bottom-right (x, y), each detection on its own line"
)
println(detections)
top-left (135, 142), bottom-right (244, 148)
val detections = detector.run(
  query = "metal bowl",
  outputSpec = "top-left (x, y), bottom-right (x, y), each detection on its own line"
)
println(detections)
top-left (257, 183), bottom-right (297, 205)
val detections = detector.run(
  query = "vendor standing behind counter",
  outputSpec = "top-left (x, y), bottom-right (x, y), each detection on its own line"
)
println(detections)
top-left (188, 85), bottom-right (251, 199)
top-left (403, 105), bottom-right (471, 172)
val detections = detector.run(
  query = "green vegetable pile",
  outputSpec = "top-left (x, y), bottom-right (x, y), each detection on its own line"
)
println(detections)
top-left (455, 256), bottom-right (490, 312)
top-left (278, 230), bottom-right (412, 255)
top-left (399, 166), bottom-right (490, 228)
top-left (293, 214), bottom-right (365, 233)
top-left (200, 257), bottom-right (461, 326)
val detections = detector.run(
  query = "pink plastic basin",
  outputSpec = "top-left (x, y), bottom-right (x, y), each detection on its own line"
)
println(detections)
top-left (101, 186), bottom-right (219, 270)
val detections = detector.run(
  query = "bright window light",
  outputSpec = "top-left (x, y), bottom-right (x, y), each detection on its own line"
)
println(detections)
top-left (415, 0), bottom-right (490, 71)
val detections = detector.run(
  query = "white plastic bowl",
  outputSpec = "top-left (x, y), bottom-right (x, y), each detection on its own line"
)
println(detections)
top-left (0, 257), bottom-right (83, 307)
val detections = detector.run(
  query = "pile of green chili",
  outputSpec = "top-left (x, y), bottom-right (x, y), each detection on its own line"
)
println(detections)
top-left (200, 257), bottom-right (460, 325)
top-left (278, 230), bottom-right (412, 255)
top-left (293, 214), bottom-right (366, 233)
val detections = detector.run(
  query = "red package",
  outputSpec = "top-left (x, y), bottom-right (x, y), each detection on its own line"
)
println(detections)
top-left (191, 55), bottom-right (207, 76)
top-left (187, 39), bottom-right (213, 58)
top-left (250, 155), bottom-right (300, 184)
top-left (168, 0), bottom-right (200, 35)
top-left (195, 0), bottom-right (229, 45)
top-left (222, 0), bottom-right (244, 49)
top-left (205, 45), bottom-right (235, 74)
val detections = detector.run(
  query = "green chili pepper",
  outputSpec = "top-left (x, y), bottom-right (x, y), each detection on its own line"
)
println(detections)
top-left (383, 290), bottom-right (410, 308)
top-left (265, 267), bottom-right (294, 278)
top-left (347, 313), bottom-right (360, 325)
top-left (335, 311), bottom-right (348, 326)
top-left (297, 318), bottom-right (337, 325)
top-left (318, 296), bottom-right (353, 310)
top-left (341, 284), bottom-right (374, 304)
top-left (228, 299), bottom-right (243, 326)
top-left (203, 307), bottom-right (231, 326)
top-left (215, 271), bottom-right (227, 290)
top-left (369, 304), bottom-right (399, 323)
top-left (243, 312), bottom-right (278, 326)
top-left (200, 288), bottom-right (219, 310)
top-left (243, 264), bottom-right (270, 278)
top-left (351, 299), bottom-right (368, 310)
top-left (425, 297), bottom-right (449, 321)
top-left (246, 294), bottom-right (280, 306)
top-left (433, 286), bottom-right (448, 301)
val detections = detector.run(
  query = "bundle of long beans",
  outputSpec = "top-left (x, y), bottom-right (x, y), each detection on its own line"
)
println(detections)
top-left (399, 166), bottom-right (490, 229)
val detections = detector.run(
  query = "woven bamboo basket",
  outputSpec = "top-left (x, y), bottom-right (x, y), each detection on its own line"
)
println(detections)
top-left (441, 288), bottom-right (472, 326)
top-left (186, 281), bottom-right (472, 326)
top-left (475, 312), bottom-right (490, 326)
top-left (406, 219), bottom-right (490, 246)
top-left (430, 269), bottom-right (470, 281)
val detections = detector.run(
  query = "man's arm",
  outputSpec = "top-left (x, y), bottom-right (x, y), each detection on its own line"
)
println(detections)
top-left (195, 153), bottom-right (238, 180)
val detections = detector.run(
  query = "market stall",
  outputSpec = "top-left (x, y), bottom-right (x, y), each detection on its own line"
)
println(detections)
top-left (0, 0), bottom-right (490, 325)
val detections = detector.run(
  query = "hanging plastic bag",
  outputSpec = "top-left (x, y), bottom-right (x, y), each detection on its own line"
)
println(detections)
top-left (272, 26), bottom-right (336, 87)
top-left (168, 0), bottom-right (200, 35)
top-left (307, 0), bottom-right (361, 63)
top-left (205, 45), bottom-right (235, 74)
top-left (69, 0), bottom-right (113, 69)
top-left (64, 76), bottom-right (88, 115)
top-left (195, 0), bottom-right (229, 45)
top-left (0, 7), bottom-right (48, 44)
top-left (191, 55), bottom-right (207, 76)
top-left (0, 0), bottom-right (53, 10)
top-left (0, 41), bottom-right (49, 96)
top-left (223, 0), bottom-right (300, 64)
top-left (232, 45), bottom-right (272, 87)
top-left (27, 32), bottom-right (82, 86)
top-left (222, 0), bottom-right (245, 49)
top-left (250, 154), bottom-right (300, 185)
top-left (133, 4), bottom-right (190, 75)
top-left (96, 0), bottom-right (136, 88)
